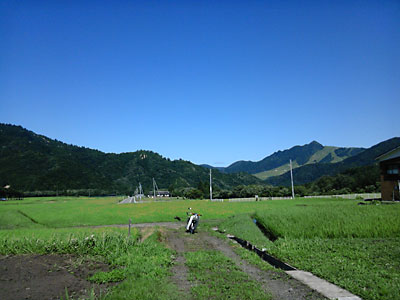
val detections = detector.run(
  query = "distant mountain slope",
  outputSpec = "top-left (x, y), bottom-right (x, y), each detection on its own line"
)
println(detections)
top-left (199, 164), bottom-right (225, 172)
top-left (203, 141), bottom-right (364, 180)
top-left (0, 124), bottom-right (261, 193)
top-left (265, 137), bottom-right (400, 186)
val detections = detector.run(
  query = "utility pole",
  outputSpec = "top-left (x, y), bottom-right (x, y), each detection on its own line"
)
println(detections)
top-left (209, 169), bottom-right (213, 201)
top-left (153, 178), bottom-right (156, 198)
top-left (290, 159), bottom-right (295, 199)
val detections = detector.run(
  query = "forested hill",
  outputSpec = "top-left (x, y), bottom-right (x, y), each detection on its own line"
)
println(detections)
top-left (203, 141), bottom-right (364, 179)
top-left (0, 124), bottom-right (261, 194)
top-left (265, 137), bottom-right (400, 186)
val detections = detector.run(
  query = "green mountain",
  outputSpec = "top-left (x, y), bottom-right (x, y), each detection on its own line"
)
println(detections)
top-left (265, 137), bottom-right (400, 186)
top-left (204, 141), bottom-right (364, 180)
top-left (0, 124), bottom-right (261, 194)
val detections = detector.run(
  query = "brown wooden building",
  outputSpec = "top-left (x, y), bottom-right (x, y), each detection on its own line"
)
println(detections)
top-left (377, 147), bottom-right (400, 200)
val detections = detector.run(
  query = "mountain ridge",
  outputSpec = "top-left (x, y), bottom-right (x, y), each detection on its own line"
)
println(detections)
top-left (0, 123), bottom-right (261, 194)
top-left (265, 137), bottom-right (400, 186)
top-left (202, 140), bottom-right (364, 179)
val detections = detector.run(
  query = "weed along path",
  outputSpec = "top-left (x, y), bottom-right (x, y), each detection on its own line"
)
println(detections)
top-left (164, 227), bottom-right (327, 300)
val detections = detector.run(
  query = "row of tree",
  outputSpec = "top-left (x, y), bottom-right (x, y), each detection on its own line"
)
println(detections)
top-left (0, 187), bottom-right (24, 200)
top-left (179, 165), bottom-right (380, 199)
top-left (3, 164), bottom-right (380, 199)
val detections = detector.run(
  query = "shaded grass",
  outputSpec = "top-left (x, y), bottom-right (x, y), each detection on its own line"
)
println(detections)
top-left (185, 250), bottom-right (271, 300)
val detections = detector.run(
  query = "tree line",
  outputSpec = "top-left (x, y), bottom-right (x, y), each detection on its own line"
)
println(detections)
top-left (3, 164), bottom-right (380, 199)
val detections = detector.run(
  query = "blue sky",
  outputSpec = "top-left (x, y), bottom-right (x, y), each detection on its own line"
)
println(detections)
top-left (1, 0), bottom-right (399, 166)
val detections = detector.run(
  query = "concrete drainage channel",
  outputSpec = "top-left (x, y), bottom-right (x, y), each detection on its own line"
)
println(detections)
top-left (213, 227), bottom-right (362, 300)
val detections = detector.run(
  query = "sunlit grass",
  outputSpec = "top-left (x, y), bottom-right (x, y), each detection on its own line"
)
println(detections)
top-left (185, 250), bottom-right (271, 300)
top-left (1, 196), bottom-right (352, 229)
top-left (255, 202), bottom-right (400, 239)
top-left (218, 202), bottom-right (400, 300)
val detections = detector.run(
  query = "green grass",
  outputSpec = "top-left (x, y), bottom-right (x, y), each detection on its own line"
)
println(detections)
top-left (305, 146), bottom-right (343, 164)
top-left (254, 162), bottom-right (299, 180)
top-left (185, 250), bottom-right (271, 300)
top-left (0, 196), bottom-right (312, 229)
top-left (0, 209), bottom-right (45, 229)
top-left (253, 147), bottom-right (346, 180)
top-left (0, 227), bottom-right (182, 300)
top-left (3, 196), bottom-right (399, 299)
top-left (271, 237), bottom-right (400, 300)
top-left (218, 200), bottom-right (400, 300)
top-left (219, 214), bottom-right (272, 248)
top-left (254, 202), bottom-right (400, 239)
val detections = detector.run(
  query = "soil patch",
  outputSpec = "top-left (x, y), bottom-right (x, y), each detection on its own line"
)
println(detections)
top-left (0, 254), bottom-right (114, 300)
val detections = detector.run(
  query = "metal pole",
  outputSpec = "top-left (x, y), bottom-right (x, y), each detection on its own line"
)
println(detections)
top-left (129, 218), bottom-right (131, 236)
top-left (153, 178), bottom-right (155, 198)
top-left (290, 159), bottom-right (295, 199)
top-left (210, 169), bottom-right (213, 201)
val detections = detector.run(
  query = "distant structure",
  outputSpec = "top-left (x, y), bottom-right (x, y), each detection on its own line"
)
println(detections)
top-left (134, 183), bottom-right (144, 200)
top-left (150, 190), bottom-right (170, 197)
top-left (376, 147), bottom-right (400, 201)
top-left (150, 178), bottom-right (170, 197)
top-left (120, 179), bottom-right (170, 204)
top-left (210, 169), bottom-right (212, 201)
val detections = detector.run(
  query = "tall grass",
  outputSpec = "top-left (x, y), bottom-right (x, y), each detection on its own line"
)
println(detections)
top-left (0, 228), bottom-right (140, 258)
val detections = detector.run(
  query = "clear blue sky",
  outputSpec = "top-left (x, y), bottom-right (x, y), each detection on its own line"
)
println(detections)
top-left (1, 0), bottom-right (399, 166)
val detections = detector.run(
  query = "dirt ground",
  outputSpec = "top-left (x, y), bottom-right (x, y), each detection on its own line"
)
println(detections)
top-left (164, 227), bottom-right (327, 300)
top-left (0, 254), bottom-right (113, 300)
top-left (0, 223), bottom-right (328, 300)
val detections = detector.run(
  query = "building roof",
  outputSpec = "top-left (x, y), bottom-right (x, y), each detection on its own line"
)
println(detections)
top-left (376, 146), bottom-right (400, 162)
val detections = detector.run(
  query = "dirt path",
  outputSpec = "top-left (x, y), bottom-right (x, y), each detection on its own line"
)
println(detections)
top-left (164, 229), bottom-right (193, 294)
top-left (89, 221), bottom-right (182, 229)
top-left (164, 227), bottom-right (327, 300)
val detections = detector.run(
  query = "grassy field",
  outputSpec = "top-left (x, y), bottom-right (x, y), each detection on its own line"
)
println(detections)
top-left (0, 196), bottom-right (278, 299)
top-left (1, 196), bottom-right (399, 299)
top-left (218, 200), bottom-right (400, 300)
top-left (0, 196), bottom-right (287, 228)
